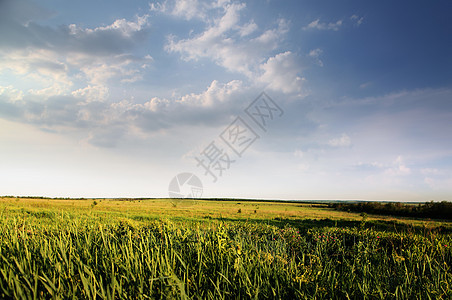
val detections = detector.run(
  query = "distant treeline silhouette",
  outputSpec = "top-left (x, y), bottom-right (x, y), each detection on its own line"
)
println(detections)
top-left (331, 201), bottom-right (452, 221)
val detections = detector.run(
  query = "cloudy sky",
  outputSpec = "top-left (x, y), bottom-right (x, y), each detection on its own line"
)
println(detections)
top-left (0, 0), bottom-right (451, 201)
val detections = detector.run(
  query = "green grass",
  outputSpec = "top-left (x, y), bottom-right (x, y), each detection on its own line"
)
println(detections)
top-left (0, 198), bottom-right (451, 299)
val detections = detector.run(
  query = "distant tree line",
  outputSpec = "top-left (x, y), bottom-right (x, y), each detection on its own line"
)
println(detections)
top-left (330, 201), bottom-right (452, 221)
top-left (0, 196), bottom-right (86, 200)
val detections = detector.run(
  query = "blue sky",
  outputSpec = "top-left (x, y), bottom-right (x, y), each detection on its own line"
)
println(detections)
top-left (0, 0), bottom-right (451, 200)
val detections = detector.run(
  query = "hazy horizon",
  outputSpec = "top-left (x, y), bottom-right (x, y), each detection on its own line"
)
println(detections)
top-left (1, 0), bottom-right (451, 201)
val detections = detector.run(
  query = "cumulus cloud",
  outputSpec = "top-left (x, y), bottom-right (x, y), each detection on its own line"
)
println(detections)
top-left (72, 85), bottom-right (110, 103)
top-left (0, 49), bottom-right (73, 95)
top-left (257, 52), bottom-right (304, 94)
top-left (172, 0), bottom-right (205, 20)
top-left (0, 0), bottom-right (150, 55)
top-left (0, 1), bottom-right (158, 147)
top-left (0, 0), bottom-right (151, 76)
top-left (166, 2), bottom-right (262, 75)
top-left (176, 79), bottom-right (243, 107)
top-left (73, 53), bottom-right (152, 86)
top-left (0, 0), bottom-right (254, 148)
top-left (142, 79), bottom-right (244, 111)
top-left (150, 0), bottom-right (206, 20)
top-left (0, 79), bottom-right (247, 147)
top-left (164, 1), bottom-right (301, 94)
top-left (0, 2), bottom-right (152, 103)
top-left (304, 19), bottom-right (343, 31)
top-left (0, 0), bottom-right (303, 149)
top-left (80, 15), bottom-right (149, 37)
top-left (0, 86), bottom-right (24, 102)
top-left (239, 21), bottom-right (258, 37)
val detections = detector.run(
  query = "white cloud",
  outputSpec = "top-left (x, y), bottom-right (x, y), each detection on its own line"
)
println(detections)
top-left (304, 19), bottom-right (343, 31)
top-left (150, 0), bottom-right (210, 20)
top-left (141, 80), bottom-right (243, 111)
top-left (350, 15), bottom-right (364, 26)
top-left (0, 12), bottom-right (153, 106)
top-left (72, 85), bottom-right (109, 102)
top-left (0, 9), bottom-right (155, 144)
top-left (0, 0), bottom-right (303, 150)
top-left (165, 2), bottom-right (253, 74)
top-left (0, 49), bottom-right (151, 100)
top-left (71, 53), bottom-right (152, 86)
top-left (0, 49), bottom-right (73, 95)
top-left (239, 21), bottom-right (258, 37)
top-left (173, 0), bottom-right (203, 20)
top-left (384, 156), bottom-right (411, 176)
top-left (144, 97), bottom-right (170, 112)
top-left (328, 133), bottom-right (351, 147)
top-left (257, 51), bottom-right (304, 94)
top-left (69, 15), bottom-right (149, 38)
top-left (175, 79), bottom-right (243, 107)
top-left (0, 77), bottom-right (247, 147)
top-left (28, 84), bottom-right (70, 98)
top-left (309, 48), bottom-right (323, 67)
top-left (149, 1), bottom-right (167, 12)
top-left (0, 85), bottom-right (24, 102)
top-left (165, 2), bottom-right (300, 94)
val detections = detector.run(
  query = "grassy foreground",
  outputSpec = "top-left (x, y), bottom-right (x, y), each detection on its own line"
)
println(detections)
top-left (0, 197), bottom-right (451, 299)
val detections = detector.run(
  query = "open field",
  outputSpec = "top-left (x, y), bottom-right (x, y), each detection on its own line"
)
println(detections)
top-left (1, 197), bottom-right (451, 299)
top-left (2, 197), bottom-right (451, 227)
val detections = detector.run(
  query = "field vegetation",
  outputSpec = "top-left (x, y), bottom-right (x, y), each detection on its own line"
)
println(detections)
top-left (331, 201), bottom-right (452, 221)
top-left (0, 197), bottom-right (451, 299)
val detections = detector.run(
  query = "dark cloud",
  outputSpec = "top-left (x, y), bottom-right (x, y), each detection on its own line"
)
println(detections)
top-left (0, 99), bottom-right (22, 119)
top-left (0, 0), bottom-right (150, 55)
top-left (0, 88), bottom-right (247, 148)
top-left (0, 0), bottom-right (53, 49)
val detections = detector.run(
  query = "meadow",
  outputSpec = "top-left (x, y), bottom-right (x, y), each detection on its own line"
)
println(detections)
top-left (0, 197), bottom-right (451, 299)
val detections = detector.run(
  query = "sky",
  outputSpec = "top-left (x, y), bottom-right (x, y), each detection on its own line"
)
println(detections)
top-left (0, 0), bottom-right (451, 201)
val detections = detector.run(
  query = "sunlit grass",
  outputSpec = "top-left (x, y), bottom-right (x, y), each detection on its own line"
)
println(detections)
top-left (0, 197), bottom-right (451, 298)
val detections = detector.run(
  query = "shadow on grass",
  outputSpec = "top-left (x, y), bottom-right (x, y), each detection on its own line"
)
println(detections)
top-left (97, 211), bottom-right (452, 235)
top-left (202, 216), bottom-right (452, 234)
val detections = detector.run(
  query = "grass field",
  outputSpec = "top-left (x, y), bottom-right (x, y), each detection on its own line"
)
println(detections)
top-left (1, 197), bottom-right (451, 299)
